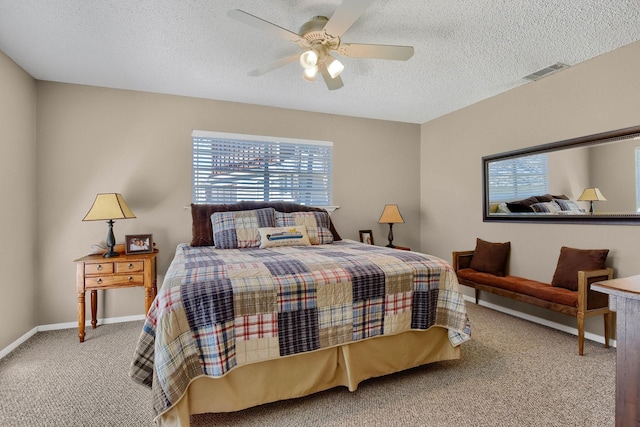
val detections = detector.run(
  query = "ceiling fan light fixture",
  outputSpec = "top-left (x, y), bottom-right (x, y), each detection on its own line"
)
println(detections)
top-left (228, 4), bottom-right (415, 90)
top-left (299, 49), bottom-right (319, 69)
top-left (325, 56), bottom-right (344, 78)
top-left (302, 66), bottom-right (318, 82)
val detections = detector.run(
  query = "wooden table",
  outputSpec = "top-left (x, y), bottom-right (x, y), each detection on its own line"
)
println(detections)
top-left (592, 275), bottom-right (640, 426)
top-left (74, 249), bottom-right (158, 342)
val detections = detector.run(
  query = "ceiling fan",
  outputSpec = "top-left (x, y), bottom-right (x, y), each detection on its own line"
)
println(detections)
top-left (227, 0), bottom-right (414, 90)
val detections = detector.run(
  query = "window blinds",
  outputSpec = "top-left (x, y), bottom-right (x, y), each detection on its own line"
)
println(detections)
top-left (192, 131), bottom-right (333, 206)
top-left (488, 153), bottom-right (549, 202)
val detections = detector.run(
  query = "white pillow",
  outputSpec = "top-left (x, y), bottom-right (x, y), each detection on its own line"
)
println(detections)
top-left (530, 201), bottom-right (561, 213)
top-left (553, 199), bottom-right (585, 214)
top-left (496, 203), bottom-right (511, 213)
top-left (258, 225), bottom-right (311, 248)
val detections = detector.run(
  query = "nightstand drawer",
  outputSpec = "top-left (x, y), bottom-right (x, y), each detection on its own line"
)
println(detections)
top-left (115, 261), bottom-right (144, 273)
top-left (85, 274), bottom-right (144, 288)
top-left (85, 262), bottom-right (114, 275)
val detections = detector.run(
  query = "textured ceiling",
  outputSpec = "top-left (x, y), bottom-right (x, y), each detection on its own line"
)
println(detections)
top-left (1, 0), bottom-right (639, 124)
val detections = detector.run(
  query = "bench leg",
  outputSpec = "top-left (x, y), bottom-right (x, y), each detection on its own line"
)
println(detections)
top-left (475, 289), bottom-right (479, 304)
top-left (577, 315), bottom-right (585, 356)
top-left (603, 312), bottom-right (611, 349)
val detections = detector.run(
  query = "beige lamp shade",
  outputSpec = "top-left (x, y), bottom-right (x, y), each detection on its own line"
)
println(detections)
top-left (378, 204), bottom-right (405, 224)
top-left (577, 188), bottom-right (607, 202)
top-left (83, 193), bottom-right (136, 221)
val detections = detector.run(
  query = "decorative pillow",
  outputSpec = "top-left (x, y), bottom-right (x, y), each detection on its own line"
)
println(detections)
top-left (551, 246), bottom-right (609, 291)
top-left (469, 238), bottom-right (511, 277)
top-left (275, 211), bottom-right (334, 245)
top-left (496, 203), bottom-right (511, 213)
top-left (534, 194), bottom-right (554, 202)
top-left (553, 199), bottom-right (585, 214)
top-left (530, 201), bottom-right (561, 213)
top-left (506, 196), bottom-right (539, 213)
top-left (211, 208), bottom-right (276, 249)
top-left (258, 225), bottom-right (311, 248)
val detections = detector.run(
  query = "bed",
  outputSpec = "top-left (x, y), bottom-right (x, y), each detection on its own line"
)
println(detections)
top-left (130, 202), bottom-right (471, 426)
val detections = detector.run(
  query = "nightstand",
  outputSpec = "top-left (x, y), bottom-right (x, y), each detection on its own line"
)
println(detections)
top-left (73, 249), bottom-right (158, 342)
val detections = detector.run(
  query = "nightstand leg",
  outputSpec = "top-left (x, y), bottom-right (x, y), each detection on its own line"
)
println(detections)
top-left (90, 290), bottom-right (98, 329)
top-left (77, 292), bottom-right (85, 343)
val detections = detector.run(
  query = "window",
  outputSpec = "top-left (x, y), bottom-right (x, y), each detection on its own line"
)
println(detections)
top-left (636, 146), bottom-right (640, 212)
top-left (487, 153), bottom-right (548, 202)
top-left (192, 131), bottom-right (333, 206)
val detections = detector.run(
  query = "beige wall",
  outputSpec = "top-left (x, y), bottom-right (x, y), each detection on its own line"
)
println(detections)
top-left (0, 51), bottom-right (37, 348)
top-left (35, 83), bottom-right (420, 325)
top-left (591, 140), bottom-right (638, 213)
top-left (547, 147), bottom-right (589, 202)
top-left (421, 40), bottom-right (640, 336)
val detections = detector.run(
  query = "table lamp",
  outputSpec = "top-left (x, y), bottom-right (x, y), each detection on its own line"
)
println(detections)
top-left (577, 188), bottom-right (606, 214)
top-left (83, 193), bottom-right (136, 257)
top-left (378, 204), bottom-right (404, 248)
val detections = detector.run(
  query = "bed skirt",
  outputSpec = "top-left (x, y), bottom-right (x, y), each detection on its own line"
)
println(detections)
top-left (158, 326), bottom-right (460, 426)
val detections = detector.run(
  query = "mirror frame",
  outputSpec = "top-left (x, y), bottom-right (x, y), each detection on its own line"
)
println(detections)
top-left (482, 125), bottom-right (640, 225)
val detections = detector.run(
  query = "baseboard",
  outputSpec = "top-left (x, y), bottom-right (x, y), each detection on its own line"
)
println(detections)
top-left (0, 326), bottom-right (38, 361)
top-left (0, 314), bottom-right (146, 361)
top-left (463, 295), bottom-right (617, 348)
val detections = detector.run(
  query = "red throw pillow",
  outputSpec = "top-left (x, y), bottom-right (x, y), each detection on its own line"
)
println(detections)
top-left (551, 246), bottom-right (609, 291)
top-left (469, 238), bottom-right (511, 276)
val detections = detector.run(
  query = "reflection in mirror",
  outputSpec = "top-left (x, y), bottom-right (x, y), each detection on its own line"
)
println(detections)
top-left (483, 125), bottom-right (640, 224)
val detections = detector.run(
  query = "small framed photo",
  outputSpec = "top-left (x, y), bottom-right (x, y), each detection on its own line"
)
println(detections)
top-left (125, 234), bottom-right (154, 254)
top-left (359, 230), bottom-right (374, 245)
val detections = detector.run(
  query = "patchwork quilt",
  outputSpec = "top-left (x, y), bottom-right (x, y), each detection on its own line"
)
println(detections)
top-left (130, 240), bottom-right (471, 417)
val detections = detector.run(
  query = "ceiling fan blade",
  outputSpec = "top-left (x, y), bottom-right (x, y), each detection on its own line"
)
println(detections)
top-left (338, 43), bottom-right (414, 60)
top-left (227, 9), bottom-right (301, 42)
top-left (323, 0), bottom-right (377, 38)
top-left (319, 63), bottom-right (344, 90)
top-left (247, 54), bottom-right (300, 76)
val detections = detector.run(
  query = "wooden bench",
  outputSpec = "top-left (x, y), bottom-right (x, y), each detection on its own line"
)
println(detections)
top-left (453, 250), bottom-right (613, 355)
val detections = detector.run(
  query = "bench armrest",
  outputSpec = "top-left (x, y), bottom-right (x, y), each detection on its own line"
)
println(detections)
top-left (577, 268), bottom-right (614, 312)
top-left (452, 251), bottom-right (474, 273)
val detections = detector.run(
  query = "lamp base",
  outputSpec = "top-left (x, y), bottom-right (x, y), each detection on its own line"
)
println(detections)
top-left (103, 219), bottom-right (119, 258)
top-left (386, 223), bottom-right (395, 248)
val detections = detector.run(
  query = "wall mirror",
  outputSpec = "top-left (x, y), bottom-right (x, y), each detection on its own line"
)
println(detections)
top-left (483, 125), bottom-right (640, 224)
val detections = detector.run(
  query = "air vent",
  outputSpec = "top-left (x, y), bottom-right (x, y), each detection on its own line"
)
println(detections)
top-left (523, 63), bottom-right (570, 81)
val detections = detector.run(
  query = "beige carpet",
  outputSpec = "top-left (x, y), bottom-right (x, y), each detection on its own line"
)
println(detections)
top-left (0, 303), bottom-right (615, 426)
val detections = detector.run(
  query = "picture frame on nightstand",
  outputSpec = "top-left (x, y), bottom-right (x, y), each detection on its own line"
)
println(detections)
top-left (359, 230), bottom-right (374, 245)
top-left (125, 234), bottom-right (154, 254)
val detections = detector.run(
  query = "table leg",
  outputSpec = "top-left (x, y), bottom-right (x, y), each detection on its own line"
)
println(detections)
top-left (77, 292), bottom-right (85, 343)
top-left (91, 290), bottom-right (98, 329)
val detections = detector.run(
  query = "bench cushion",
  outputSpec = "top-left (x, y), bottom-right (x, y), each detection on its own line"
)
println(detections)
top-left (458, 268), bottom-right (578, 307)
